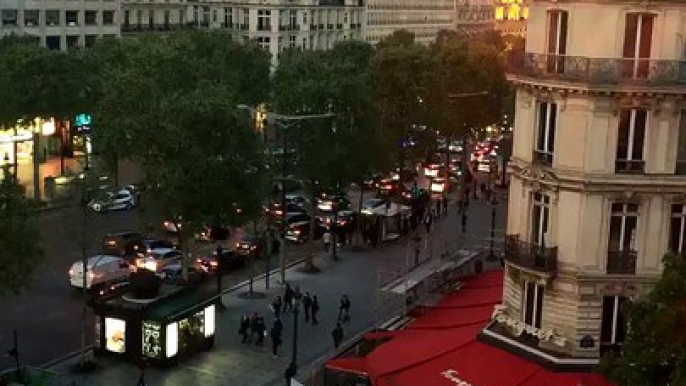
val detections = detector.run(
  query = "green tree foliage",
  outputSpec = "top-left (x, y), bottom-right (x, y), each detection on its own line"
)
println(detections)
top-left (89, 32), bottom-right (271, 276)
top-left (599, 253), bottom-right (686, 385)
top-left (369, 30), bottom-right (432, 166)
top-left (0, 165), bottom-right (42, 295)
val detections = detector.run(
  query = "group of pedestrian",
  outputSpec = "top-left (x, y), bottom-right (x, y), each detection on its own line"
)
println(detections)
top-left (238, 285), bottom-right (352, 355)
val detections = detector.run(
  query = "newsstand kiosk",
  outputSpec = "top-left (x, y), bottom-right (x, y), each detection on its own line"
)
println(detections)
top-left (91, 286), bottom-right (217, 366)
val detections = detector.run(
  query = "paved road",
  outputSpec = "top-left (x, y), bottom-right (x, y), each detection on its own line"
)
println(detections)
top-left (0, 204), bottom-right (307, 370)
top-left (46, 188), bottom-right (508, 386)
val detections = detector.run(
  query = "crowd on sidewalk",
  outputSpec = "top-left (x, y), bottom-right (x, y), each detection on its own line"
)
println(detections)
top-left (237, 283), bottom-right (354, 357)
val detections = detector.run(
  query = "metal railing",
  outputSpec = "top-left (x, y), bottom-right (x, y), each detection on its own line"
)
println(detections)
top-left (503, 235), bottom-right (558, 274)
top-left (507, 50), bottom-right (686, 87)
top-left (606, 250), bottom-right (637, 274)
top-left (615, 159), bottom-right (645, 174)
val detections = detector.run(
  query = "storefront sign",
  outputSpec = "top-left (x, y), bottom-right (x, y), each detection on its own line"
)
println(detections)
top-left (441, 370), bottom-right (473, 386)
top-left (142, 321), bottom-right (162, 359)
top-left (491, 305), bottom-right (567, 347)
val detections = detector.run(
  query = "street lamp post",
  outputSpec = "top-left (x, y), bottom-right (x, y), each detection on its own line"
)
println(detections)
top-left (237, 105), bottom-right (334, 284)
top-left (286, 297), bottom-right (301, 386)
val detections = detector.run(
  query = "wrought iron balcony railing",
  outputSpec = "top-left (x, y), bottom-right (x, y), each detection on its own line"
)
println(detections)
top-left (507, 50), bottom-right (686, 88)
top-left (606, 250), bottom-right (637, 274)
top-left (504, 235), bottom-right (558, 274)
top-left (615, 159), bottom-right (645, 174)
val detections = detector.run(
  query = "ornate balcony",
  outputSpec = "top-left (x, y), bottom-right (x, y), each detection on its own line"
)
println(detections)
top-left (606, 250), bottom-right (637, 275)
top-left (507, 50), bottom-right (686, 89)
top-left (504, 235), bottom-right (558, 275)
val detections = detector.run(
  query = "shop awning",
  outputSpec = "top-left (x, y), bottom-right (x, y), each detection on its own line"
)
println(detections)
top-left (325, 357), bottom-right (369, 376)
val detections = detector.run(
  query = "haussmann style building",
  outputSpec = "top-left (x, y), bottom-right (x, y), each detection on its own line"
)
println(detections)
top-left (484, 0), bottom-right (686, 369)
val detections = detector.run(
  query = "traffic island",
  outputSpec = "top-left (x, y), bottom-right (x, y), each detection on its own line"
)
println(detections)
top-left (90, 276), bottom-right (217, 367)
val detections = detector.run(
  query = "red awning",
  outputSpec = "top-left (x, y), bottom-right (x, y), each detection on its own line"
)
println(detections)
top-left (363, 330), bottom-right (398, 341)
top-left (325, 357), bottom-right (369, 376)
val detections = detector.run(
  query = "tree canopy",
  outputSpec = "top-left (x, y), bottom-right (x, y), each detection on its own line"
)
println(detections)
top-left (0, 165), bottom-right (42, 296)
top-left (599, 253), bottom-right (686, 385)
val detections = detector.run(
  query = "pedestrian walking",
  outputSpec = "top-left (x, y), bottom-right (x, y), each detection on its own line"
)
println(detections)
top-left (338, 294), bottom-right (351, 322)
top-left (302, 292), bottom-right (313, 322)
top-left (283, 283), bottom-right (294, 312)
top-left (412, 233), bottom-right (422, 266)
top-left (255, 317), bottom-right (266, 346)
top-left (270, 324), bottom-right (283, 357)
top-left (249, 312), bottom-right (260, 343)
top-left (424, 212), bottom-right (433, 233)
top-left (293, 285), bottom-right (303, 304)
top-left (434, 199), bottom-right (441, 218)
top-left (311, 295), bottom-right (320, 325)
top-left (273, 317), bottom-right (283, 335)
top-left (442, 196), bottom-right (449, 216)
top-left (332, 322), bottom-right (344, 349)
top-left (271, 296), bottom-right (283, 319)
top-left (239, 313), bottom-right (251, 344)
top-left (461, 212), bottom-right (468, 234)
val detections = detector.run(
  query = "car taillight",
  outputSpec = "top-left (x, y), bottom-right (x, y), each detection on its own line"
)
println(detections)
top-left (210, 261), bottom-right (218, 267)
top-left (294, 229), bottom-right (301, 235)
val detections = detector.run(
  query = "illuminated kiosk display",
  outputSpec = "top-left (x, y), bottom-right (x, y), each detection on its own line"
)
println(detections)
top-left (91, 286), bottom-right (216, 366)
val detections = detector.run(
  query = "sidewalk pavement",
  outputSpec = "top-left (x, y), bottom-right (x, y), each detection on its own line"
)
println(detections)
top-left (47, 191), bottom-right (508, 386)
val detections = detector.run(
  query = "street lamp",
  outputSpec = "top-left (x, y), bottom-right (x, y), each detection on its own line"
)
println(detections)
top-left (237, 105), bottom-right (335, 284)
top-left (286, 296), bottom-right (302, 386)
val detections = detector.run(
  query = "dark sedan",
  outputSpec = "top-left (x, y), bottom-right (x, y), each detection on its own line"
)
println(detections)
top-left (196, 250), bottom-right (245, 274)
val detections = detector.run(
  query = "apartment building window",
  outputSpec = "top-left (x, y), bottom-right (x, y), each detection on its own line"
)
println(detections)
top-left (257, 36), bottom-right (271, 50)
top-left (600, 296), bottom-right (628, 355)
top-left (136, 10), bottom-right (142, 26)
top-left (669, 205), bottom-right (686, 254)
top-left (607, 203), bottom-right (638, 274)
top-left (66, 11), bottom-right (79, 26)
top-left (124, 10), bottom-right (130, 28)
top-left (623, 13), bottom-right (654, 79)
top-left (66, 35), bottom-right (80, 50)
top-left (164, 10), bottom-right (170, 29)
top-left (85, 35), bottom-right (97, 47)
top-left (1, 10), bottom-right (18, 26)
top-left (676, 110), bottom-right (686, 175)
top-left (303, 12), bottom-right (308, 25)
top-left (534, 101), bottom-right (557, 165)
top-left (530, 193), bottom-right (550, 247)
top-left (289, 35), bottom-right (296, 48)
top-left (148, 11), bottom-right (154, 29)
top-left (523, 281), bottom-right (543, 329)
top-left (242, 9), bottom-right (249, 29)
top-left (615, 109), bottom-right (646, 173)
top-left (85, 11), bottom-right (97, 26)
top-left (103, 11), bottom-right (114, 25)
top-left (46, 10), bottom-right (60, 27)
top-left (289, 10), bottom-right (297, 29)
top-left (24, 10), bottom-right (39, 27)
top-left (257, 10), bottom-right (271, 31)
top-left (224, 8), bottom-right (232, 27)
top-left (546, 10), bottom-right (568, 73)
top-left (179, 10), bottom-right (185, 25)
top-left (46, 36), bottom-right (61, 51)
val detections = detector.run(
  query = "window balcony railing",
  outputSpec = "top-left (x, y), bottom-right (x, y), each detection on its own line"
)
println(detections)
top-left (507, 50), bottom-right (686, 88)
top-left (533, 150), bottom-right (553, 166)
top-left (615, 159), bottom-right (645, 174)
top-left (606, 250), bottom-right (637, 275)
top-left (503, 235), bottom-right (558, 275)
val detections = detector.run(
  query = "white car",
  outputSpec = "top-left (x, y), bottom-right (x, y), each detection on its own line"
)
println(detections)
top-left (69, 255), bottom-right (134, 290)
top-left (88, 189), bottom-right (136, 212)
top-left (361, 198), bottom-right (386, 215)
top-left (136, 248), bottom-right (183, 272)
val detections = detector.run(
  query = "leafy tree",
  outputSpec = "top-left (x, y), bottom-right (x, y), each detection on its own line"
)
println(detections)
top-left (90, 32), bottom-right (270, 278)
top-left (599, 253), bottom-right (686, 385)
top-left (0, 164), bottom-right (43, 296)
top-left (369, 31), bottom-right (432, 169)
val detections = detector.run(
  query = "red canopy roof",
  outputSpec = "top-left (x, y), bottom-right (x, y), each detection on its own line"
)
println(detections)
top-left (327, 269), bottom-right (614, 386)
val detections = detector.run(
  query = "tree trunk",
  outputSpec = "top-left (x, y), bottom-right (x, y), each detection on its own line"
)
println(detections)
top-left (179, 225), bottom-right (190, 281)
top-left (32, 132), bottom-right (40, 203)
top-left (304, 181), bottom-right (319, 272)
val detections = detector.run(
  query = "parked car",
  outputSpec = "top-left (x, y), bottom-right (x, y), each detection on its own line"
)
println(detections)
top-left (377, 179), bottom-right (404, 198)
top-left (318, 210), bottom-right (357, 231)
top-left (285, 194), bottom-right (309, 208)
top-left (102, 231), bottom-right (145, 257)
top-left (195, 224), bottom-right (230, 242)
top-left (362, 173), bottom-right (384, 190)
top-left (88, 189), bottom-right (136, 212)
top-left (361, 198), bottom-right (387, 215)
top-left (159, 263), bottom-right (206, 285)
top-left (197, 249), bottom-right (245, 274)
top-left (136, 248), bottom-right (183, 272)
top-left (69, 255), bottom-right (134, 290)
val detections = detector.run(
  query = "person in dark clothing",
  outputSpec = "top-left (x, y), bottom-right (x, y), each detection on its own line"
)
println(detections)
top-left (271, 296), bottom-right (283, 319)
top-left (442, 196), bottom-right (449, 216)
top-left (239, 313), bottom-right (251, 343)
top-left (435, 199), bottom-right (441, 218)
top-left (332, 323), bottom-right (344, 349)
top-left (412, 233), bottom-right (422, 266)
top-left (311, 295), bottom-right (320, 325)
top-left (424, 213), bottom-right (432, 233)
top-left (273, 317), bottom-right (283, 335)
top-left (461, 212), bottom-right (468, 233)
top-left (270, 324), bottom-right (282, 356)
top-left (302, 292), bottom-right (313, 322)
top-left (338, 294), bottom-right (351, 322)
top-left (249, 312), bottom-right (259, 343)
top-left (293, 285), bottom-right (303, 304)
top-left (255, 317), bottom-right (266, 346)
top-left (283, 283), bottom-right (294, 312)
